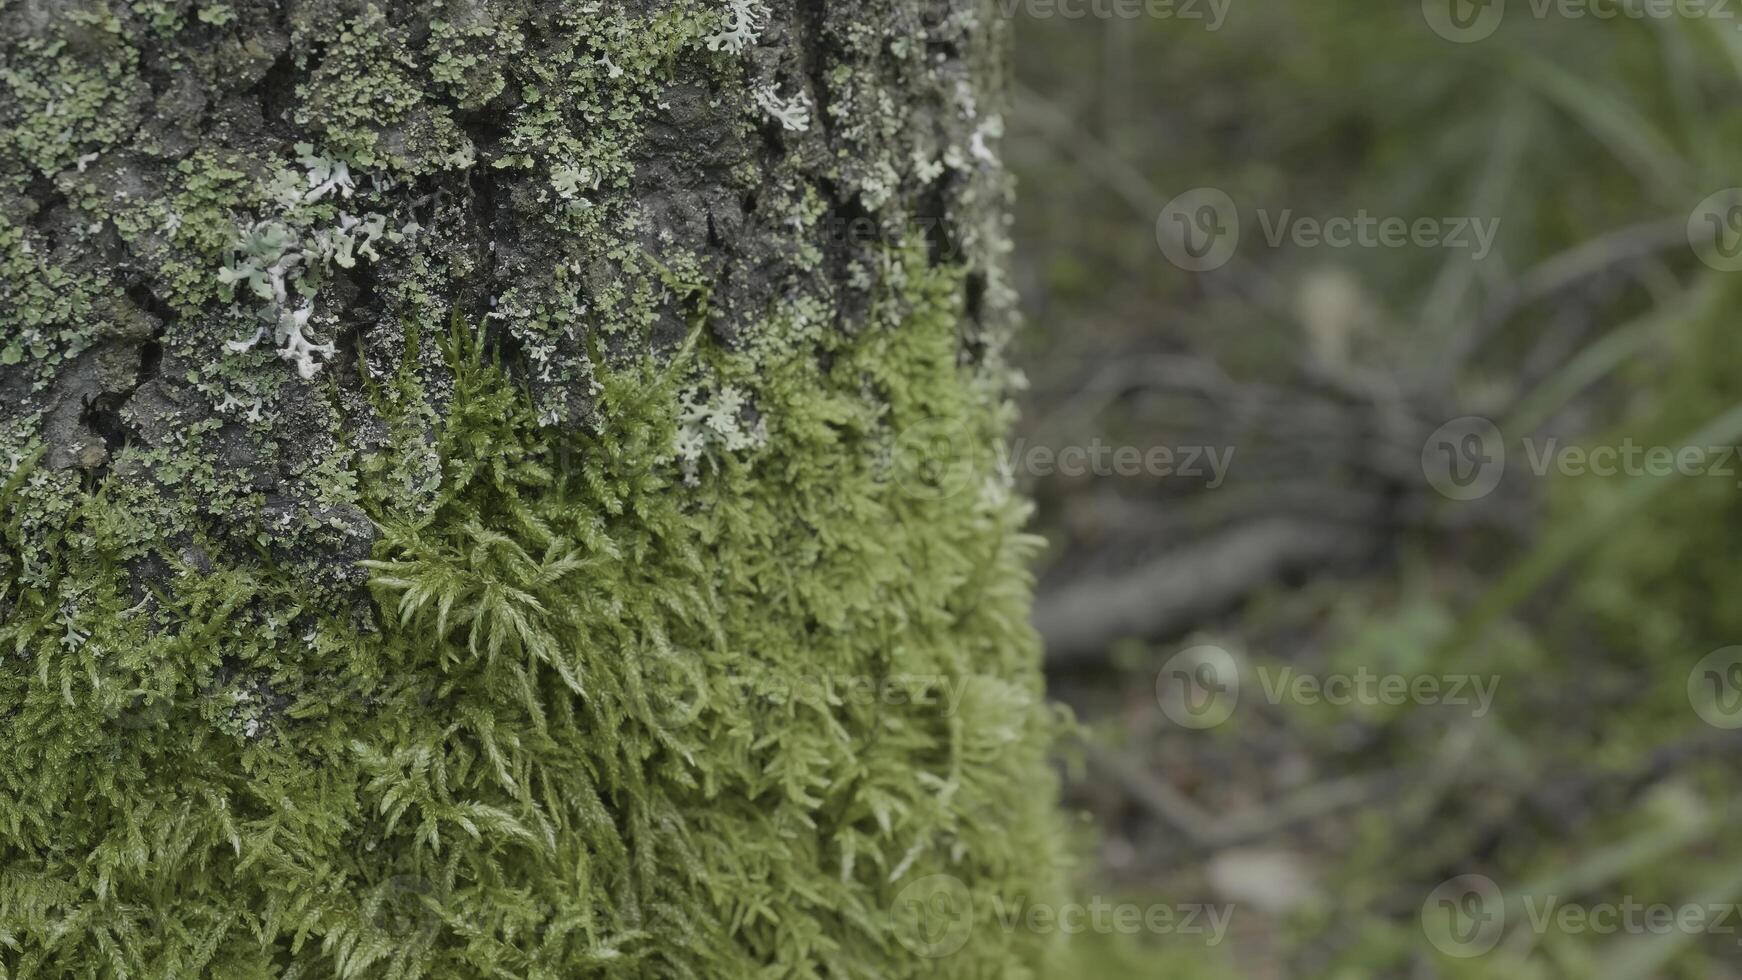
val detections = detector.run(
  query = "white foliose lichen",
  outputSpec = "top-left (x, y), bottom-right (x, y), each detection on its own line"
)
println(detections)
top-left (218, 146), bottom-right (400, 380)
top-left (754, 86), bottom-right (812, 132)
top-left (298, 149), bottom-right (355, 202)
top-left (968, 113), bottom-right (1003, 166)
top-left (673, 384), bottom-right (768, 485)
top-left (215, 392), bottom-right (265, 423)
top-left (550, 163), bottom-right (599, 211)
top-left (705, 0), bottom-right (765, 54)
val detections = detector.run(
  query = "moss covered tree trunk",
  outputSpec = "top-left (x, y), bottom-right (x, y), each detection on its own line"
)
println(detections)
top-left (0, 0), bottom-right (1065, 975)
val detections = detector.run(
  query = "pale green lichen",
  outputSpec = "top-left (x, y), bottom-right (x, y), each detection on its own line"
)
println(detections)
top-left (426, 17), bottom-right (521, 110)
top-left (0, 9), bottom-right (141, 180)
top-left (0, 220), bottom-right (106, 379)
top-left (293, 7), bottom-right (473, 173)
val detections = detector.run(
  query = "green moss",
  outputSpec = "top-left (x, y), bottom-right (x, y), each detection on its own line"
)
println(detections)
top-left (0, 251), bottom-right (1068, 977)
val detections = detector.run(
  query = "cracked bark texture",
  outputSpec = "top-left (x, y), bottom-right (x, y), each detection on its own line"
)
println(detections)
top-left (1, 0), bottom-right (1017, 599)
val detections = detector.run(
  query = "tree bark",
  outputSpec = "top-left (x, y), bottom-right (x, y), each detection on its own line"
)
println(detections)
top-left (0, 1), bottom-right (1065, 975)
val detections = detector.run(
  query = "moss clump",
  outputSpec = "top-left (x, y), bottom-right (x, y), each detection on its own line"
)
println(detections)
top-left (2, 1), bottom-right (1063, 974)
top-left (0, 251), bottom-right (1068, 977)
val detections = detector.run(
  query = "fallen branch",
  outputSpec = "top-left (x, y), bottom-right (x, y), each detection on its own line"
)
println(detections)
top-left (1037, 518), bottom-right (1377, 669)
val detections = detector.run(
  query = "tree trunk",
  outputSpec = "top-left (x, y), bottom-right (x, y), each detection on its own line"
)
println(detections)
top-left (1, 0), bottom-right (1065, 975)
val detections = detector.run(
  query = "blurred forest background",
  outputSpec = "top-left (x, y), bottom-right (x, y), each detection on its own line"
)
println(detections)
top-left (1005, 2), bottom-right (1742, 977)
